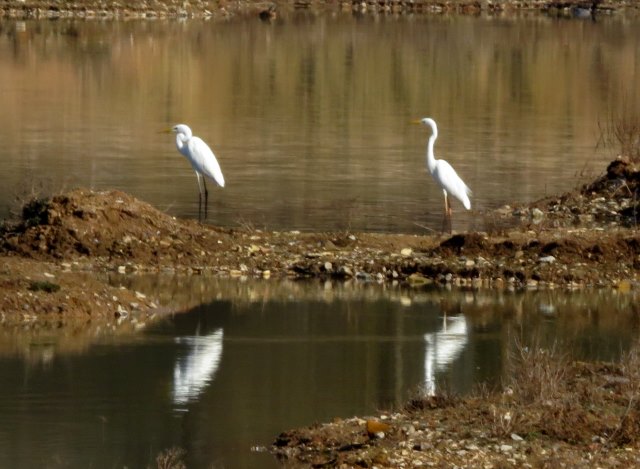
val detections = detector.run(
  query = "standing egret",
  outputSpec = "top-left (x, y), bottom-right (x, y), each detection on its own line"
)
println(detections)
top-left (167, 124), bottom-right (225, 220)
top-left (414, 117), bottom-right (471, 233)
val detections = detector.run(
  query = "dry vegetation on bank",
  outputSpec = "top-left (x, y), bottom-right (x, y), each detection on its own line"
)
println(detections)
top-left (272, 344), bottom-right (640, 468)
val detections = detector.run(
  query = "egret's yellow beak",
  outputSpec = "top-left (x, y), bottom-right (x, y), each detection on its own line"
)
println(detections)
top-left (158, 128), bottom-right (173, 134)
top-left (410, 119), bottom-right (423, 125)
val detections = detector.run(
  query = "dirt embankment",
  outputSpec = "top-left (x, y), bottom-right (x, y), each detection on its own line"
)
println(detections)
top-left (272, 347), bottom-right (640, 468)
top-left (0, 158), bottom-right (639, 326)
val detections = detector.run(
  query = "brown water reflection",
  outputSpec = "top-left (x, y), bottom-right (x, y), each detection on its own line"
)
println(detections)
top-left (0, 276), bottom-right (638, 468)
top-left (1, 15), bottom-right (639, 231)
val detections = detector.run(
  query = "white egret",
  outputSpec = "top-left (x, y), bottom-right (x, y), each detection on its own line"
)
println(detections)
top-left (414, 117), bottom-right (471, 233)
top-left (167, 124), bottom-right (225, 220)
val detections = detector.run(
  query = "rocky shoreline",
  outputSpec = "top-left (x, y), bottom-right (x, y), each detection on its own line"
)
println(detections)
top-left (1, 158), bottom-right (639, 325)
top-left (0, 0), bottom-right (637, 20)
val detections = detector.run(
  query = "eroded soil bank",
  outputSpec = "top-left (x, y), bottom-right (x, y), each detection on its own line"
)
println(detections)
top-left (0, 158), bottom-right (639, 467)
top-left (272, 347), bottom-right (640, 468)
top-left (1, 157), bottom-right (639, 324)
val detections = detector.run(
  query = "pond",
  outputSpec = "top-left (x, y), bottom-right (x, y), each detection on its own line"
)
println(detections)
top-left (1, 13), bottom-right (639, 232)
top-left (0, 278), bottom-right (637, 468)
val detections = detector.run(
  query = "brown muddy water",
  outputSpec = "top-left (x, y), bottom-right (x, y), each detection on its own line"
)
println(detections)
top-left (0, 278), bottom-right (638, 468)
top-left (1, 14), bottom-right (639, 232)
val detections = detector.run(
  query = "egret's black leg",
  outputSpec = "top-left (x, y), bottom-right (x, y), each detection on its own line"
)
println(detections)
top-left (203, 177), bottom-right (209, 220)
top-left (196, 171), bottom-right (205, 222)
top-left (442, 192), bottom-right (451, 234)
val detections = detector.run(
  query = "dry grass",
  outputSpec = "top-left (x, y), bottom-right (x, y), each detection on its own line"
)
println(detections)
top-left (508, 339), bottom-right (569, 404)
top-left (153, 447), bottom-right (186, 469)
top-left (599, 108), bottom-right (640, 162)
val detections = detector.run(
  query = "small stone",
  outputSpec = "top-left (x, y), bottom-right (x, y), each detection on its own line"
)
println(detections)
top-left (616, 280), bottom-right (631, 292)
top-left (135, 291), bottom-right (146, 300)
top-left (539, 255), bottom-right (556, 264)
top-left (324, 261), bottom-right (333, 272)
top-left (407, 273), bottom-right (428, 285)
top-left (531, 208), bottom-right (544, 224)
top-left (115, 305), bottom-right (128, 318)
top-left (401, 248), bottom-right (413, 257)
top-left (356, 271), bottom-right (372, 281)
top-left (366, 419), bottom-right (390, 438)
top-left (117, 265), bottom-right (127, 274)
top-left (500, 444), bottom-right (513, 452)
top-left (511, 433), bottom-right (524, 441)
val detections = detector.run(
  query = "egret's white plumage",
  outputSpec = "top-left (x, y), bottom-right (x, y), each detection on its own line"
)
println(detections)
top-left (418, 117), bottom-right (471, 231)
top-left (170, 124), bottom-right (224, 219)
top-left (172, 124), bottom-right (225, 189)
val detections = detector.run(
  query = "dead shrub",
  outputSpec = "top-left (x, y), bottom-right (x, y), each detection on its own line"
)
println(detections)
top-left (508, 339), bottom-right (569, 405)
top-left (599, 107), bottom-right (640, 162)
top-left (153, 447), bottom-right (186, 469)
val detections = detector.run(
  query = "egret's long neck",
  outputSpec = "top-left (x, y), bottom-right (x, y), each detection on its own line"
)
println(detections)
top-left (426, 132), bottom-right (437, 174)
top-left (176, 133), bottom-right (189, 153)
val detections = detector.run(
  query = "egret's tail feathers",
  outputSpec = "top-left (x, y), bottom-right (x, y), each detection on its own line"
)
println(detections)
top-left (463, 186), bottom-right (472, 210)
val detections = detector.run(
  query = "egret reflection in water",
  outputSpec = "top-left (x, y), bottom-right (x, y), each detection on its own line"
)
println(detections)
top-left (424, 315), bottom-right (468, 396)
top-left (172, 328), bottom-right (224, 405)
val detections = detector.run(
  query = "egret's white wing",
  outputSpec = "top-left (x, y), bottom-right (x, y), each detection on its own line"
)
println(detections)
top-left (433, 160), bottom-right (471, 209)
top-left (187, 137), bottom-right (225, 188)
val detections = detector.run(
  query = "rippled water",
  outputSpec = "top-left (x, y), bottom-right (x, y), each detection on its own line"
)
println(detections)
top-left (1, 14), bottom-right (639, 231)
top-left (0, 278), bottom-right (637, 468)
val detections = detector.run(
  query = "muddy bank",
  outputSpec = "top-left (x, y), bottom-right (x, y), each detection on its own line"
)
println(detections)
top-left (0, 157), bottom-right (638, 326)
top-left (272, 346), bottom-right (640, 468)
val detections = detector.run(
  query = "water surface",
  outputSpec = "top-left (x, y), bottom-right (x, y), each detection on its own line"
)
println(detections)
top-left (0, 278), bottom-right (637, 468)
top-left (1, 14), bottom-right (639, 231)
